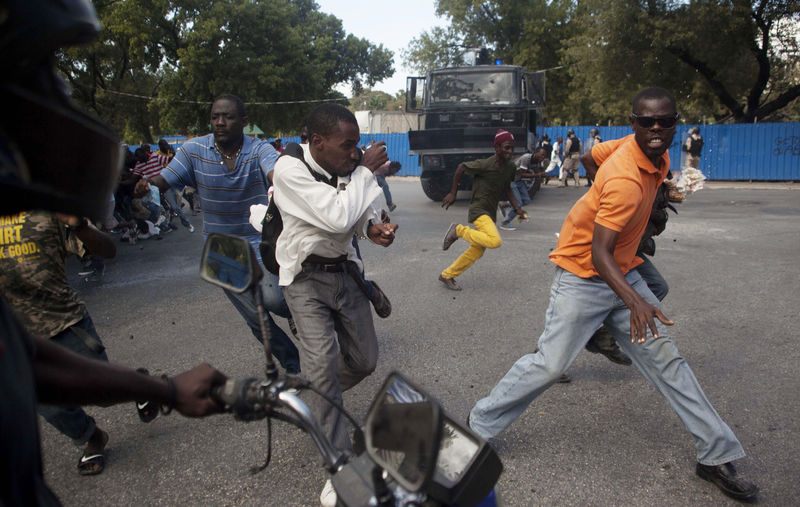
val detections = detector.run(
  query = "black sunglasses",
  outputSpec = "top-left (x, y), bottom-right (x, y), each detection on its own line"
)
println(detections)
top-left (631, 113), bottom-right (679, 128)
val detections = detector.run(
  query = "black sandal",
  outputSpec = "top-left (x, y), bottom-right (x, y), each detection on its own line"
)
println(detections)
top-left (135, 368), bottom-right (159, 423)
top-left (77, 451), bottom-right (105, 476)
top-left (77, 430), bottom-right (108, 476)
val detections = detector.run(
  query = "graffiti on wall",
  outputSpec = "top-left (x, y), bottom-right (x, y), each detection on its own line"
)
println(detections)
top-left (773, 136), bottom-right (800, 156)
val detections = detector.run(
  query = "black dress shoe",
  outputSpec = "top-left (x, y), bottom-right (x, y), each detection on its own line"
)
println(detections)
top-left (585, 331), bottom-right (632, 366)
top-left (369, 281), bottom-right (391, 318)
top-left (696, 462), bottom-right (758, 501)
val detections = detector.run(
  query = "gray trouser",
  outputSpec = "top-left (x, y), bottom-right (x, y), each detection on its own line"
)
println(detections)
top-left (470, 267), bottom-right (744, 465)
top-left (283, 265), bottom-right (378, 451)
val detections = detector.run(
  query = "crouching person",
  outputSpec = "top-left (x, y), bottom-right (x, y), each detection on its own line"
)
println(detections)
top-left (272, 104), bottom-right (396, 506)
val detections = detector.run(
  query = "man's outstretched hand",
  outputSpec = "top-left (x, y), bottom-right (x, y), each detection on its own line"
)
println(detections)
top-left (173, 363), bottom-right (228, 417)
top-left (628, 300), bottom-right (674, 344)
top-left (441, 192), bottom-right (456, 210)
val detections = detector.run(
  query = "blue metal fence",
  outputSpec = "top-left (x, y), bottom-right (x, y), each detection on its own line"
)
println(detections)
top-left (539, 123), bottom-right (800, 181)
top-left (132, 123), bottom-right (799, 180)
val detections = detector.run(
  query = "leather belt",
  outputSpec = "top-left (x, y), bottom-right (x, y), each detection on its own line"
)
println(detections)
top-left (302, 254), bottom-right (348, 273)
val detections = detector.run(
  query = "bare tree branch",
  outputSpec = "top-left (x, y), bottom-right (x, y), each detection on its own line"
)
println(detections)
top-left (665, 45), bottom-right (744, 120)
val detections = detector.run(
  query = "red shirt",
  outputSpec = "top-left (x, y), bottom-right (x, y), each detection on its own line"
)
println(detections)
top-left (133, 152), bottom-right (169, 179)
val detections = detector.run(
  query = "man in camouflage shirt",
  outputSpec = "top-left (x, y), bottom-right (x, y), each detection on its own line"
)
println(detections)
top-left (0, 210), bottom-right (117, 475)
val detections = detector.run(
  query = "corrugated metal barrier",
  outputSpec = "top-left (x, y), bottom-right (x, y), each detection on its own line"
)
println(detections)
top-left (539, 123), bottom-right (800, 181)
top-left (278, 134), bottom-right (422, 177)
top-left (130, 123), bottom-right (799, 180)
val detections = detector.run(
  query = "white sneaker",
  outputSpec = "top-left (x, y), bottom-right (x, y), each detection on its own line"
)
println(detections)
top-left (319, 479), bottom-right (336, 507)
top-left (499, 224), bottom-right (517, 231)
top-left (187, 224), bottom-right (195, 233)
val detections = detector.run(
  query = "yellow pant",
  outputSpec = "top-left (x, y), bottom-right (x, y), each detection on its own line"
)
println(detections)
top-left (441, 214), bottom-right (502, 279)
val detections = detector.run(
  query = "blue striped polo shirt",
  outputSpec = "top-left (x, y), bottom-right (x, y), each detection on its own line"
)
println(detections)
top-left (161, 133), bottom-right (278, 251)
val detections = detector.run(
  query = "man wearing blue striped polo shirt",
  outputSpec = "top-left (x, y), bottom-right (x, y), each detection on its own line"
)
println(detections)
top-left (151, 94), bottom-right (300, 373)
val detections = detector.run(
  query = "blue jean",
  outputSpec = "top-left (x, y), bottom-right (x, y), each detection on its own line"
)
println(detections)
top-left (470, 267), bottom-right (745, 465)
top-left (375, 174), bottom-right (393, 206)
top-left (502, 181), bottom-right (531, 225)
top-left (224, 264), bottom-right (301, 373)
top-left (38, 313), bottom-right (108, 446)
top-left (636, 255), bottom-right (669, 302)
top-left (163, 188), bottom-right (191, 227)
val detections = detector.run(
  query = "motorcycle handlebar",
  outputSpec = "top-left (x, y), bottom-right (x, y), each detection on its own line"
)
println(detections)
top-left (210, 377), bottom-right (345, 470)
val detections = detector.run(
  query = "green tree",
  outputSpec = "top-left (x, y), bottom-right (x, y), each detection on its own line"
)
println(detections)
top-left (57, 0), bottom-right (183, 143)
top-left (564, 0), bottom-right (799, 123)
top-left (403, 0), bottom-right (800, 124)
top-left (403, 0), bottom-right (579, 124)
top-left (347, 89), bottom-right (407, 111)
top-left (57, 0), bottom-right (394, 142)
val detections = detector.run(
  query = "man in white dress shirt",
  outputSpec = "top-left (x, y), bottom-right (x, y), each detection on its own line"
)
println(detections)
top-left (272, 104), bottom-right (396, 458)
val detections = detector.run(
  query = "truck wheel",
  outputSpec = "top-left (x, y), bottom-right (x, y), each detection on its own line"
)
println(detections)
top-left (421, 175), bottom-right (450, 201)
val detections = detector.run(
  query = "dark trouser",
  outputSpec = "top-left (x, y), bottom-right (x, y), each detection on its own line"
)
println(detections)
top-left (223, 264), bottom-right (301, 373)
top-left (38, 313), bottom-right (108, 446)
top-left (634, 255), bottom-right (669, 302)
top-left (283, 264), bottom-right (378, 451)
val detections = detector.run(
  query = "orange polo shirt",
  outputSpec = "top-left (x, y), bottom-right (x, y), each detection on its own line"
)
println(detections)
top-left (549, 135), bottom-right (670, 278)
top-left (591, 134), bottom-right (633, 165)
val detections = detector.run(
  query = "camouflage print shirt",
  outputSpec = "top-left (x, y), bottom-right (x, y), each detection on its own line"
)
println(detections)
top-left (0, 211), bottom-right (86, 338)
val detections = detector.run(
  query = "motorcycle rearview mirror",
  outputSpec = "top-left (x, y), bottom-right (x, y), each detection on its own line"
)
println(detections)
top-left (200, 233), bottom-right (276, 380)
top-left (200, 233), bottom-right (262, 293)
top-left (427, 414), bottom-right (503, 506)
top-left (364, 372), bottom-right (442, 493)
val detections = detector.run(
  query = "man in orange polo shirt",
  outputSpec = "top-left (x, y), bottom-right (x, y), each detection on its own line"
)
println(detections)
top-left (468, 88), bottom-right (757, 501)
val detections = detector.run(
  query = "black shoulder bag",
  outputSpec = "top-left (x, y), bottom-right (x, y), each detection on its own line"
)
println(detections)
top-left (260, 143), bottom-right (334, 274)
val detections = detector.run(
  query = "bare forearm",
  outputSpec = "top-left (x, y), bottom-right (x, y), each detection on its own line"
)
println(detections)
top-left (581, 153), bottom-right (599, 181)
top-left (33, 335), bottom-right (170, 406)
top-left (75, 226), bottom-right (116, 259)
top-left (449, 165), bottom-right (466, 194)
top-left (149, 174), bottom-right (171, 192)
top-left (591, 245), bottom-right (642, 308)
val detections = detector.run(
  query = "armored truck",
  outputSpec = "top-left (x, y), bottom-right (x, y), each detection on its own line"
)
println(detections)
top-left (406, 65), bottom-right (545, 201)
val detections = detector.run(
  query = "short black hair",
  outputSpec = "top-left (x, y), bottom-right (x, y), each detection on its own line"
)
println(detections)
top-left (388, 161), bottom-right (401, 171)
top-left (213, 94), bottom-right (246, 118)
top-left (632, 87), bottom-right (676, 115)
top-left (305, 103), bottom-right (358, 138)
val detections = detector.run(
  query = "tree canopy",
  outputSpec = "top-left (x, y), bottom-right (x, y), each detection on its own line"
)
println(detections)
top-left (348, 89), bottom-right (406, 111)
top-left (404, 0), bottom-right (800, 124)
top-left (58, 0), bottom-right (394, 142)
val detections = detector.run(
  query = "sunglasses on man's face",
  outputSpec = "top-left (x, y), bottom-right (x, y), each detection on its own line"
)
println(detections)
top-left (631, 113), bottom-right (679, 129)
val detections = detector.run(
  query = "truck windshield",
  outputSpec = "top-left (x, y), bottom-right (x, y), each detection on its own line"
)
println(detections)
top-left (429, 71), bottom-right (517, 106)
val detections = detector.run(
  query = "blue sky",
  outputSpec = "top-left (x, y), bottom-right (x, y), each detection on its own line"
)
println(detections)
top-left (314, 0), bottom-right (448, 96)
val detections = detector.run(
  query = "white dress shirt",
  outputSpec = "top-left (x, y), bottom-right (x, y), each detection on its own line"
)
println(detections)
top-left (273, 144), bottom-right (383, 286)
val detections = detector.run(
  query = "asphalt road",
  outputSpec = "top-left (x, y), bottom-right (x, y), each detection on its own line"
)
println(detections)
top-left (43, 179), bottom-right (799, 506)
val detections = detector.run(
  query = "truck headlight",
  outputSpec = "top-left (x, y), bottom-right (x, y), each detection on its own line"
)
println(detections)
top-left (423, 155), bottom-right (442, 168)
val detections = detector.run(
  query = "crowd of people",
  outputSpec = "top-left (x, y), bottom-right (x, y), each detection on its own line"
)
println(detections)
top-left (0, 6), bottom-right (745, 504)
top-left (109, 140), bottom-right (197, 245)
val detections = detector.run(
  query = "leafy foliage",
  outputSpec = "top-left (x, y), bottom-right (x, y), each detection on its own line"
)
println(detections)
top-left (348, 89), bottom-right (407, 111)
top-left (57, 0), bottom-right (394, 142)
top-left (403, 0), bottom-right (800, 124)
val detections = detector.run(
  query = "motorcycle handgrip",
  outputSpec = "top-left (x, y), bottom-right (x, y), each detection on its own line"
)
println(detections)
top-left (211, 378), bottom-right (250, 409)
top-left (210, 384), bottom-right (227, 407)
